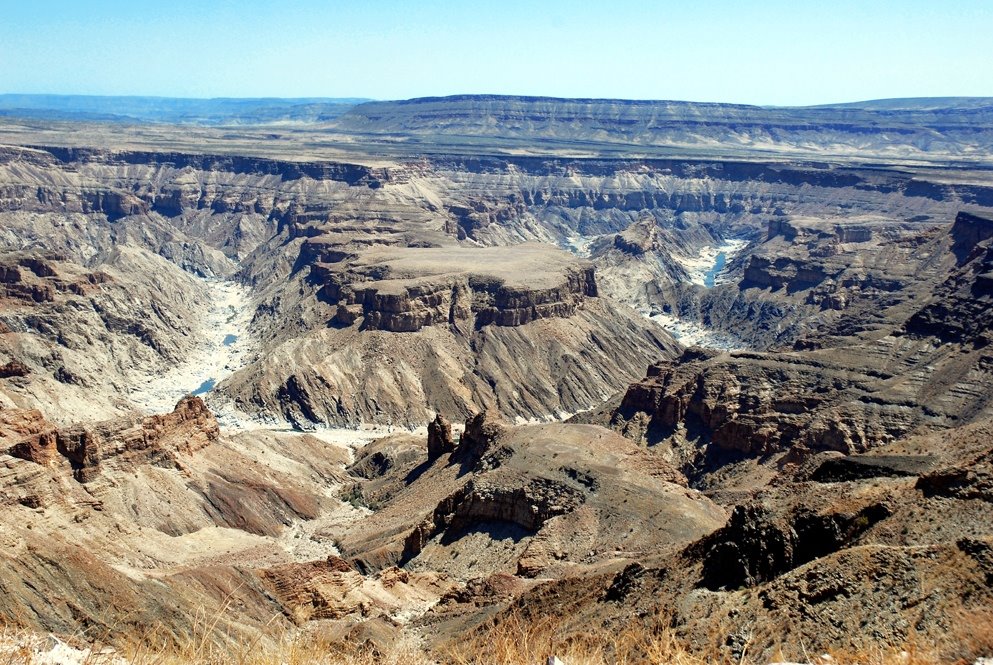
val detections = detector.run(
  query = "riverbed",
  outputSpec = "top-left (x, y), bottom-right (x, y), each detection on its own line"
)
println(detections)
top-left (648, 311), bottom-right (743, 350)
top-left (128, 279), bottom-right (254, 415)
top-left (676, 238), bottom-right (750, 287)
top-left (647, 238), bottom-right (750, 350)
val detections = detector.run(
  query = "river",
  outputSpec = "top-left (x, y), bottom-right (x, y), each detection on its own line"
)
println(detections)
top-left (646, 238), bottom-right (750, 350)
top-left (128, 278), bottom-right (254, 415)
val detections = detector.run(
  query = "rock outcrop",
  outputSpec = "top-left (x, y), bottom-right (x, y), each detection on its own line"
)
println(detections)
top-left (610, 348), bottom-right (915, 459)
top-left (339, 415), bottom-right (723, 580)
top-left (608, 212), bottom-right (993, 472)
top-left (309, 245), bottom-right (599, 334)
top-left (950, 211), bottom-right (993, 264)
top-left (917, 449), bottom-right (993, 503)
top-left (259, 556), bottom-right (454, 625)
top-left (697, 501), bottom-right (890, 590)
top-left (427, 413), bottom-right (454, 460)
top-left (484, 417), bottom-right (993, 662)
top-left (904, 211), bottom-right (993, 346)
top-left (1, 396), bottom-right (218, 482)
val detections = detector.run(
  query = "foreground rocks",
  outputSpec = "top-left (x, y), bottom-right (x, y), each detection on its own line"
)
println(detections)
top-left (338, 412), bottom-right (724, 582)
top-left (0, 399), bottom-right (356, 638)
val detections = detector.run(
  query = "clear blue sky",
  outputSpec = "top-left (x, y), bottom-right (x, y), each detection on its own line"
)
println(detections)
top-left (2, 0), bottom-right (991, 105)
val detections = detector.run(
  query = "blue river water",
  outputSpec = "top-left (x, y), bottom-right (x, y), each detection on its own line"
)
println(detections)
top-left (704, 252), bottom-right (727, 288)
top-left (192, 378), bottom-right (216, 396)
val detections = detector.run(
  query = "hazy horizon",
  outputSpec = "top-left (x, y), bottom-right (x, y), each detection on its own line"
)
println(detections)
top-left (2, 1), bottom-right (992, 106)
top-left (2, 92), bottom-right (993, 108)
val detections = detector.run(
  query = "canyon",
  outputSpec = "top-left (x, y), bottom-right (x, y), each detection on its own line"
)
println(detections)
top-left (1, 95), bottom-right (993, 662)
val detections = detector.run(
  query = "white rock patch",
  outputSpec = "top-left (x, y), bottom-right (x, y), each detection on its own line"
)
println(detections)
top-left (649, 312), bottom-right (744, 351)
top-left (0, 633), bottom-right (124, 665)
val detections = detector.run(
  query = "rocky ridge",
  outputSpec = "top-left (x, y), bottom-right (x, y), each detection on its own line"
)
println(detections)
top-left (332, 95), bottom-right (993, 163)
top-left (606, 212), bottom-right (993, 479)
top-left (335, 411), bottom-right (724, 582)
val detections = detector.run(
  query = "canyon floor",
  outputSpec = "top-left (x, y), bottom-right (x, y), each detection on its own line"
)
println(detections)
top-left (1, 95), bottom-right (993, 663)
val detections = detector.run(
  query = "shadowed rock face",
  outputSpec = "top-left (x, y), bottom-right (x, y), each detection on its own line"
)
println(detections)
top-left (606, 213), bottom-right (993, 477)
top-left (903, 213), bottom-right (993, 347)
top-left (917, 447), bottom-right (993, 503)
top-left (337, 413), bottom-right (724, 581)
top-left (950, 211), bottom-right (993, 264)
top-left (427, 413), bottom-right (454, 460)
top-left (810, 454), bottom-right (939, 482)
top-left (697, 502), bottom-right (891, 590)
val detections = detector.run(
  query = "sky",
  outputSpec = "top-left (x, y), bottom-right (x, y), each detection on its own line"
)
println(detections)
top-left (1, 0), bottom-right (992, 106)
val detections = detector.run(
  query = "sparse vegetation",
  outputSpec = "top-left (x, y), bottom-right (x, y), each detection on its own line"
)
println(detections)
top-left (341, 483), bottom-right (368, 510)
top-left (4, 607), bottom-right (992, 665)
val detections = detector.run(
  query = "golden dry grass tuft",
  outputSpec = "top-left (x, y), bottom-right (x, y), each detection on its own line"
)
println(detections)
top-left (3, 605), bottom-right (993, 665)
top-left (444, 611), bottom-right (717, 665)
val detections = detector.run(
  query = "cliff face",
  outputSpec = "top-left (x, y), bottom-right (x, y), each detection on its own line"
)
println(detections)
top-left (0, 396), bottom-right (217, 503)
top-left (1, 143), bottom-right (991, 428)
top-left (904, 212), bottom-right (993, 346)
top-left (0, 244), bottom-right (227, 425)
top-left (950, 210), bottom-right (993, 262)
top-left (611, 348), bottom-right (926, 461)
top-left (608, 215), bottom-right (993, 474)
top-left (687, 214), bottom-right (959, 349)
top-left (316, 263), bottom-right (597, 333)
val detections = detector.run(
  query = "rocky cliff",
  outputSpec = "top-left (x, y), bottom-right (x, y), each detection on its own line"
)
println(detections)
top-left (608, 212), bottom-right (993, 477)
top-left (1, 396), bottom-right (216, 484)
top-left (337, 412), bottom-right (723, 580)
top-left (904, 211), bottom-right (993, 346)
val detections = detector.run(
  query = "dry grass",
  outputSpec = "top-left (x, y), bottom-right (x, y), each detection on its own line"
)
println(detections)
top-left (444, 612), bottom-right (719, 665)
top-left (3, 605), bottom-right (992, 665)
top-left (119, 637), bottom-right (431, 665)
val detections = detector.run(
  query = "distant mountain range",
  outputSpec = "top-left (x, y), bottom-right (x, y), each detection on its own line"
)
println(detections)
top-left (2, 93), bottom-right (992, 126)
top-left (3, 94), bottom-right (993, 163)
top-left (0, 94), bottom-right (371, 124)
